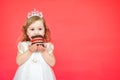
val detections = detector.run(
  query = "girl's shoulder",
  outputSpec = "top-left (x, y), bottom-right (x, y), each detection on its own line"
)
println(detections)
top-left (44, 42), bottom-right (54, 54)
top-left (18, 41), bottom-right (31, 44)
top-left (45, 42), bottom-right (54, 46)
top-left (45, 42), bottom-right (54, 49)
top-left (18, 41), bottom-right (31, 47)
top-left (17, 41), bottom-right (31, 54)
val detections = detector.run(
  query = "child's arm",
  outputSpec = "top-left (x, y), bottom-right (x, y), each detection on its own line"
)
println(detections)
top-left (16, 42), bottom-right (37, 66)
top-left (16, 50), bottom-right (32, 66)
top-left (38, 43), bottom-right (56, 67)
top-left (42, 51), bottom-right (56, 67)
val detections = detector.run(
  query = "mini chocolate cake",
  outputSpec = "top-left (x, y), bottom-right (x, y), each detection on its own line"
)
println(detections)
top-left (31, 35), bottom-right (45, 47)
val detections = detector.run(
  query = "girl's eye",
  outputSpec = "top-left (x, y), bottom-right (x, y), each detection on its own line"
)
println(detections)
top-left (30, 29), bottom-right (34, 31)
top-left (39, 28), bottom-right (42, 30)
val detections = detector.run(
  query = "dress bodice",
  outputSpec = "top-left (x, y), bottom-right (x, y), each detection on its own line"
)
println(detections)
top-left (14, 41), bottom-right (56, 80)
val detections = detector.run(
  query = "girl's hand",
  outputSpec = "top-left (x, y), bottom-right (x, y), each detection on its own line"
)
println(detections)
top-left (37, 44), bottom-right (46, 53)
top-left (28, 44), bottom-right (38, 52)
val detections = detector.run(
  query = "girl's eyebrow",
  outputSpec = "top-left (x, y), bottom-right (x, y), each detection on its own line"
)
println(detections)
top-left (29, 26), bottom-right (35, 28)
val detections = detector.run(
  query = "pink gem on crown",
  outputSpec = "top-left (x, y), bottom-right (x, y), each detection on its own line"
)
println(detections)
top-left (27, 9), bottom-right (43, 18)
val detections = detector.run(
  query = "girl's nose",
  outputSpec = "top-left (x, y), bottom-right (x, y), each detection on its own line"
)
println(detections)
top-left (34, 30), bottom-right (39, 35)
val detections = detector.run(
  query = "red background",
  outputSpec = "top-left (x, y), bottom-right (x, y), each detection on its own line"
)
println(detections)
top-left (0, 0), bottom-right (120, 80)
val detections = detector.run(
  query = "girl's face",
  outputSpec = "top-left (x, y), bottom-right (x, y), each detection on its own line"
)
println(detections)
top-left (27, 20), bottom-right (45, 40)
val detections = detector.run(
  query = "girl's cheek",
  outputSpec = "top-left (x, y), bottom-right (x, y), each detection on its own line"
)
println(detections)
top-left (39, 30), bottom-right (45, 36)
top-left (27, 32), bottom-right (33, 38)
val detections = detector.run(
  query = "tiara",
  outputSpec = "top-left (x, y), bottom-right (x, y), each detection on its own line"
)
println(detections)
top-left (27, 9), bottom-right (43, 18)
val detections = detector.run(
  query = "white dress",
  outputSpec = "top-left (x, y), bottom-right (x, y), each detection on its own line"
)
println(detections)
top-left (14, 41), bottom-right (56, 80)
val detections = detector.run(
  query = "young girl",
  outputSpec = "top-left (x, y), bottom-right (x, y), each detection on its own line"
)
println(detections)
top-left (14, 9), bottom-right (56, 80)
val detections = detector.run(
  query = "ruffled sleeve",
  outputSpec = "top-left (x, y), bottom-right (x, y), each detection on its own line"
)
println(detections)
top-left (17, 42), bottom-right (25, 54)
top-left (46, 42), bottom-right (54, 54)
